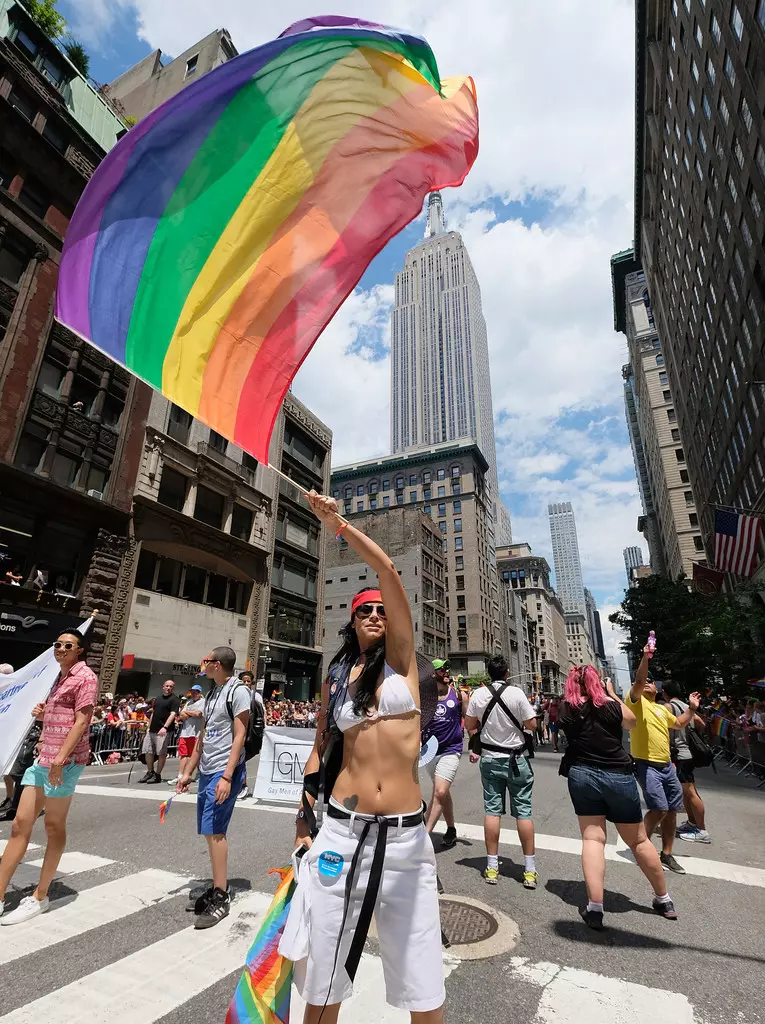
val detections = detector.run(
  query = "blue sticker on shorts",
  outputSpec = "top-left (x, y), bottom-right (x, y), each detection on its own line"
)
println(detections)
top-left (318, 851), bottom-right (344, 878)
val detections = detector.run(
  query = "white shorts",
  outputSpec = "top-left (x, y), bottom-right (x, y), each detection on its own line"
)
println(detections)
top-left (425, 752), bottom-right (462, 784)
top-left (279, 810), bottom-right (445, 1011)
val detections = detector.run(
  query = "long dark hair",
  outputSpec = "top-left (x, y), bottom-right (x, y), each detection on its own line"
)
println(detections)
top-left (327, 590), bottom-right (386, 717)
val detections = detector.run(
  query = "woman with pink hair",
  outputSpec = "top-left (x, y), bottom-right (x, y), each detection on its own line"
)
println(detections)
top-left (558, 665), bottom-right (676, 930)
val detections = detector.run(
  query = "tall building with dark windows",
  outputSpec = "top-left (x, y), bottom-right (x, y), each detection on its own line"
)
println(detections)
top-left (631, 0), bottom-right (765, 571)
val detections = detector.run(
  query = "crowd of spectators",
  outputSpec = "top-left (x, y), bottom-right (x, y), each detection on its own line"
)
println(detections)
top-left (264, 699), bottom-right (320, 728)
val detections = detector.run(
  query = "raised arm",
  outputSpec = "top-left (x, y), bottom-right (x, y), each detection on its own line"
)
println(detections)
top-left (307, 492), bottom-right (414, 676)
top-left (629, 646), bottom-right (652, 703)
top-left (670, 692), bottom-right (701, 729)
top-left (606, 677), bottom-right (636, 728)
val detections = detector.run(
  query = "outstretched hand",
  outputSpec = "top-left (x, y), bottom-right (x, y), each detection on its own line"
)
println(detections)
top-left (306, 490), bottom-right (340, 528)
top-left (688, 691), bottom-right (702, 711)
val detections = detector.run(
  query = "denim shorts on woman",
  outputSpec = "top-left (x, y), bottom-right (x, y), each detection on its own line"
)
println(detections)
top-left (567, 764), bottom-right (642, 823)
top-left (22, 761), bottom-right (85, 798)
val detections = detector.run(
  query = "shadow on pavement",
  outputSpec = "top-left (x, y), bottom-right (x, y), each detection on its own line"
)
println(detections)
top-left (456, 855), bottom-right (526, 885)
top-left (551, 919), bottom-right (765, 963)
top-left (546, 877), bottom-right (655, 917)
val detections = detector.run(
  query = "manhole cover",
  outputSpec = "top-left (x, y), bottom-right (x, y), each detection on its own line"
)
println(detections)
top-left (439, 898), bottom-right (498, 944)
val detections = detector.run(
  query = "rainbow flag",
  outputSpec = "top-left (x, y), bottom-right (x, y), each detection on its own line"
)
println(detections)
top-left (227, 866), bottom-right (295, 1024)
top-left (55, 16), bottom-right (479, 461)
top-left (159, 795), bottom-right (174, 823)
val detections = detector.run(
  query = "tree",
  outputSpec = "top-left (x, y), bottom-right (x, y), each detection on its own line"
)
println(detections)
top-left (62, 39), bottom-right (89, 78)
top-left (24, 0), bottom-right (66, 39)
top-left (609, 576), bottom-right (765, 697)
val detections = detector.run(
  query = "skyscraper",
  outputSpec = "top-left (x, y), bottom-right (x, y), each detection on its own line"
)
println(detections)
top-left (390, 193), bottom-right (511, 545)
top-left (548, 502), bottom-right (586, 618)
top-left (624, 545), bottom-right (645, 584)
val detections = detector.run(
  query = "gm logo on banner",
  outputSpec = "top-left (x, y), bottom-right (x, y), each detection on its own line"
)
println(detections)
top-left (272, 742), bottom-right (309, 786)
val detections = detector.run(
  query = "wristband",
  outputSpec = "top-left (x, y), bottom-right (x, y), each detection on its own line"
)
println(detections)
top-left (335, 521), bottom-right (348, 540)
top-left (222, 776), bottom-right (232, 783)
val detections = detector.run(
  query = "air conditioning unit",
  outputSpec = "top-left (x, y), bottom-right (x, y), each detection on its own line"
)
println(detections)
top-left (87, 489), bottom-right (104, 499)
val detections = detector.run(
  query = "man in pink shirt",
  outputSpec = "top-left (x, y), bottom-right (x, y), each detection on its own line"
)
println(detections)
top-left (0, 629), bottom-right (97, 926)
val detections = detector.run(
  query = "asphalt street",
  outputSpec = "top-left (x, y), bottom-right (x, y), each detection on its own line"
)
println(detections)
top-left (0, 745), bottom-right (763, 1023)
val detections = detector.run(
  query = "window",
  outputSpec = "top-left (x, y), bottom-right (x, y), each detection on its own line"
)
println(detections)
top-left (456, 595), bottom-right (466, 610)
top-left (357, 484), bottom-right (364, 496)
top-left (356, 501), bottom-right (364, 512)
top-left (680, 468), bottom-right (690, 483)
top-left (409, 474), bottom-right (417, 485)
top-left (663, 388), bottom-right (672, 401)
top-left (702, 92), bottom-right (711, 118)
top-left (455, 556), bottom-right (464, 570)
top-left (396, 494), bottom-right (403, 505)
top-left (184, 54), bottom-right (199, 79)
top-left (344, 501), bottom-right (351, 514)
top-left (675, 448), bottom-right (685, 462)
top-left (689, 513), bottom-right (699, 527)
top-left (718, 93), bottom-right (730, 125)
top-left (453, 500), bottom-right (461, 514)
top-left (457, 615), bottom-right (467, 629)
top-left (9, 85), bottom-right (35, 122)
top-left (382, 479), bottom-right (390, 491)
top-left (667, 408), bottom-right (677, 423)
top-left (383, 495), bottom-right (390, 507)
top-left (451, 465), bottom-right (461, 477)
top-left (167, 403), bottom-right (192, 444)
top-left (733, 137), bottom-right (745, 168)
top-left (40, 55), bottom-right (63, 87)
top-left (656, 354), bottom-right (665, 366)
top-left (42, 119), bottom-right (67, 153)
top-left (17, 177), bottom-right (49, 219)
top-left (439, 521), bottom-right (447, 534)
top-left (209, 430), bottom-right (227, 453)
top-left (13, 28), bottom-right (38, 58)
top-left (454, 537), bottom-right (463, 551)
top-left (438, 502), bottom-right (446, 516)
top-left (727, 172), bottom-right (738, 202)
top-left (409, 490), bottom-right (417, 503)
top-left (453, 518), bottom-right (462, 533)
top-left (423, 471), bottom-right (431, 484)
top-left (231, 504), bottom-right (253, 541)
top-left (370, 499), bottom-right (377, 510)
top-left (756, 144), bottom-right (765, 180)
top-left (672, 428), bottom-right (681, 441)
top-left (396, 476), bottom-right (404, 489)
top-left (456, 575), bottom-right (465, 590)
top-left (182, 564), bottom-right (206, 603)
top-left (723, 51), bottom-right (736, 85)
top-left (691, 56), bottom-right (699, 82)
top-left (437, 468), bottom-right (445, 480)
top-left (711, 13), bottom-right (721, 44)
top-left (0, 234), bottom-right (28, 285)
top-left (157, 466), bottom-right (188, 511)
top-left (194, 485), bottom-right (224, 529)
top-left (423, 488), bottom-right (431, 500)
top-left (730, 4), bottom-right (743, 40)
top-left (437, 486), bottom-right (445, 497)
top-left (705, 55), bottom-right (716, 84)
top-left (15, 421), bottom-right (48, 472)
top-left (155, 557), bottom-right (182, 597)
top-left (344, 486), bottom-right (352, 499)
top-left (452, 482), bottom-right (461, 495)
top-left (693, 536), bottom-right (705, 552)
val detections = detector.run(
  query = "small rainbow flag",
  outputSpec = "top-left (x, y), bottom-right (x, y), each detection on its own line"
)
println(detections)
top-left (55, 16), bottom-right (478, 462)
top-left (159, 795), bottom-right (174, 823)
top-left (227, 866), bottom-right (295, 1023)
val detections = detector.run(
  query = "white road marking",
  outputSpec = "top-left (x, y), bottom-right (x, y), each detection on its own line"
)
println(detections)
top-left (25, 852), bottom-right (114, 875)
top-left (0, 841), bottom-right (40, 855)
top-left (0, 868), bottom-right (189, 966)
top-left (507, 957), bottom-right (699, 1023)
top-left (80, 771), bottom-right (136, 780)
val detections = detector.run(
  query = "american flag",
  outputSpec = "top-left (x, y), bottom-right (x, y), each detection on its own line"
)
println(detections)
top-left (713, 508), bottom-right (762, 577)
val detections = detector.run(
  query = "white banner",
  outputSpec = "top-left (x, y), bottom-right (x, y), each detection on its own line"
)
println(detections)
top-left (253, 725), bottom-right (314, 805)
top-left (0, 616), bottom-right (95, 776)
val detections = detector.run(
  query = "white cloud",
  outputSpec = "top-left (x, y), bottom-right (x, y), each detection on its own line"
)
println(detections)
top-left (73, 0), bottom-right (645, 612)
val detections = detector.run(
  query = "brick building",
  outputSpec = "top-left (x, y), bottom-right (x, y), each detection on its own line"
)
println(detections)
top-left (0, 0), bottom-right (151, 677)
top-left (323, 508), bottom-right (448, 664)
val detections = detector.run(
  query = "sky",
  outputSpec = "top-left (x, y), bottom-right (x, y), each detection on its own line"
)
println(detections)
top-left (58, 0), bottom-right (645, 676)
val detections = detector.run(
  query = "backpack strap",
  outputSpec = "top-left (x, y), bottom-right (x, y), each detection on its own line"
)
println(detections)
top-left (478, 682), bottom-right (527, 754)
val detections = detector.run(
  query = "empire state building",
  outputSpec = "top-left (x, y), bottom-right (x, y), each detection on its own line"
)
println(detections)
top-left (390, 193), bottom-right (511, 544)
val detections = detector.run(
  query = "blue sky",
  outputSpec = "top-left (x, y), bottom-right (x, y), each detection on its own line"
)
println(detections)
top-left (60, 0), bottom-right (643, 673)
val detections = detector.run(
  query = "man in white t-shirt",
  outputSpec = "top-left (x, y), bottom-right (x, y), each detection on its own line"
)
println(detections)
top-left (170, 684), bottom-right (205, 785)
top-left (465, 656), bottom-right (538, 889)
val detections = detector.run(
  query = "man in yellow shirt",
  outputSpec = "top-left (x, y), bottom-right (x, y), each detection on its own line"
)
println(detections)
top-left (625, 645), bottom-right (700, 874)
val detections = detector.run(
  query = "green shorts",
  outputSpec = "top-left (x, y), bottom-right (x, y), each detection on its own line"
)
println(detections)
top-left (22, 761), bottom-right (85, 798)
top-left (480, 754), bottom-right (534, 818)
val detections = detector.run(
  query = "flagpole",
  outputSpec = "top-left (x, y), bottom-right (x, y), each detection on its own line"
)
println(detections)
top-left (706, 502), bottom-right (765, 518)
top-left (267, 464), bottom-right (350, 527)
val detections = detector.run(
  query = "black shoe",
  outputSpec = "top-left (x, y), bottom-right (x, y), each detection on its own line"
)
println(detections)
top-left (660, 852), bottom-right (686, 874)
top-left (0, 810), bottom-right (15, 822)
top-left (190, 885), bottom-right (215, 914)
top-left (652, 897), bottom-right (678, 920)
top-left (194, 887), bottom-right (230, 929)
top-left (0, 798), bottom-right (11, 814)
top-left (579, 906), bottom-right (605, 931)
top-left (441, 826), bottom-right (458, 850)
top-left (137, 771), bottom-right (153, 784)
top-left (145, 773), bottom-right (161, 785)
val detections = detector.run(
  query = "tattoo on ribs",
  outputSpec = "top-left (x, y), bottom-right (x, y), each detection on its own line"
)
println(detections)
top-left (412, 757), bottom-right (419, 784)
top-left (343, 794), bottom-right (359, 811)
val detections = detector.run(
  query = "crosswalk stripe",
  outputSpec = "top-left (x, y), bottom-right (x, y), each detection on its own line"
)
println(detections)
top-left (0, 841), bottom-right (40, 855)
top-left (24, 852), bottom-right (114, 875)
top-left (0, 890), bottom-right (271, 1023)
top-left (0, 868), bottom-right (189, 966)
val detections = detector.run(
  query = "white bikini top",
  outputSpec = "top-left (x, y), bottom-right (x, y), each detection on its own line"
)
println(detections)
top-left (333, 662), bottom-right (420, 734)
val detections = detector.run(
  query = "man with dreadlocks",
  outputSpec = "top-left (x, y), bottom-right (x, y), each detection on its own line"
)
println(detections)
top-left (279, 492), bottom-right (445, 1024)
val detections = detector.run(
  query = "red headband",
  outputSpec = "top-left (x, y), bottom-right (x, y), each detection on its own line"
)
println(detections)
top-left (351, 589), bottom-right (382, 615)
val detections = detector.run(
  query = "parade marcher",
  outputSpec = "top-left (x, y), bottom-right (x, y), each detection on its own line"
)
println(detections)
top-left (169, 683), bottom-right (205, 786)
top-left (177, 647), bottom-right (250, 928)
top-left (236, 670), bottom-right (263, 800)
top-left (139, 679), bottom-right (180, 784)
top-left (547, 695), bottom-right (561, 753)
top-left (422, 659), bottom-right (468, 849)
top-left (0, 630), bottom-right (97, 925)
top-left (663, 680), bottom-right (711, 844)
top-left (626, 645), bottom-right (701, 874)
top-left (558, 665), bottom-right (678, 929)
top-left (280, 492), bottom-right (445, 1024)
top-left (465, 656), bottom-right (539, 889)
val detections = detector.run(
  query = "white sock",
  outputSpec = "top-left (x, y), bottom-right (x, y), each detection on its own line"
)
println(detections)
top-left (654, 892), bottom-right (671, 904)
top-left (487, 854), bottom-right (499, 870)
top-left (586, 901), bottom-right (604, 914)
top-left (524, 855), bottom-right (536, 873)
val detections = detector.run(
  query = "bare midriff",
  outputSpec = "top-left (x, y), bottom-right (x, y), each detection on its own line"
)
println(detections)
top-left (331, 711), bottom-right (422, 816)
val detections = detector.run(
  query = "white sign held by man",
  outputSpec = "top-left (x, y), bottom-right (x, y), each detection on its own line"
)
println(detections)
top-left (253, 725), bottom-right (314, 804)
top-left (0, 616), bottom-right (94, 776)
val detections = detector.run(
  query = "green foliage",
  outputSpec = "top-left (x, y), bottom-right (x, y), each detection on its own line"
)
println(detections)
top-left (24, 0), bottom-right (66, 39)
top-left (608, 575), bottom-right (765, 697)
top-left (62, 38), bottom-right (89, 77)
top-left (464, 672), bottom-right (489, 690)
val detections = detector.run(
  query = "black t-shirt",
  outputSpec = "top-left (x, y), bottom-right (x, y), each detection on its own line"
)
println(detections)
top-left (149, 693), bottom-right (180, 733)
top-left (558, 699), bottom-right (632, 772)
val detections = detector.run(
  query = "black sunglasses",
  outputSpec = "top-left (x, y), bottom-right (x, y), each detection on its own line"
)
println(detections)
top-left (355, 603), bottom-right (386, 619)
top-left (201, 657), bottom-right (220, 665)
top-left (54, 641), bottom-right (79, 651)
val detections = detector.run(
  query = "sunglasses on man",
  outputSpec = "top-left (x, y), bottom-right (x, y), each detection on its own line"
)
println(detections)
top-left (354, 603), bottom-right (386, 619)
top-left (201, 657), bottom-right (220, 665)
top-left (53, 641), bottom-right (80, 651)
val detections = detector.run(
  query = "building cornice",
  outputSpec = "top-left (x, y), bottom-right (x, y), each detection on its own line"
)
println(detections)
top-left (331, 440), bottom-right (489, 481)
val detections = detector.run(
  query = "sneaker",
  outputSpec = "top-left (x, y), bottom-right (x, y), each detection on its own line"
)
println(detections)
top-left (190, 885), bottom-right (215, 914)
top-left (579, 906), bottom-right (605, 931)
top-left (236, 788), bottom-right (251, 801)
top-left (167, 777), bottom-right (181, 786)
top-left (679, 828), bottom-right (711, 844)
top-left (660, 852), bottom-right (686, 874)
top-left (1, 895), bottom-right (49, 926)
top-left (652, 897), bottom-right (678, 920)
top-left (0, 798), bottom-right (11, 814)
top-left (145, 773), bottom-right (161, 785)
top-left (676, 820), bottom-right (696, 834)
top-left (441, 826), bottom-right (458, 850)
top-left (194, 887), bottom-right (230, 929)
top-left (483, 867), bottom-right (499, 885)
top-left (523, 871), bottom-right (539, 890)
top-left (137, 771), bottom-right (153, 784)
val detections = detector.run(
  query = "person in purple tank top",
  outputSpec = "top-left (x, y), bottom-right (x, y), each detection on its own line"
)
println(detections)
top-left (422, 660), bottom-right (468, 849)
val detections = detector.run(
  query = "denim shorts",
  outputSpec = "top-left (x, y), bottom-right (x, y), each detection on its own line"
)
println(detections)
top-left (480, 754), bottom-right (534, 818)
top-left (634, 759), bottom-right (684, 812)
top-left (567, 764), bottom-right (642, 823)
top-left (197, 763), bottom-right (245, 836)
top-left (22, 761), bottom-right (85, 799)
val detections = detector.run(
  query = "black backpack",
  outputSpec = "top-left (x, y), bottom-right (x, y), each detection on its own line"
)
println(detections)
top-left (226, 685), bottom-right (265, 761)
top-left (670, 701), bottom-right (714, 769)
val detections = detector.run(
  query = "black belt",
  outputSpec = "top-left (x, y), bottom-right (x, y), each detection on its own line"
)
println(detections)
top-left (479, 744), bottom-right (527, 775)
top-left (326, 802), bottom-right (424, 984)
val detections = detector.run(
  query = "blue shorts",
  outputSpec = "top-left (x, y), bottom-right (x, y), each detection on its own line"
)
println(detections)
top-left (22, 761), bottom-right (85, 798)
top-left (567, 764), bottom-right (642, 823)
top-left (634, 760), bottom-right (684, 812)
top-left (196, 764), bottom-right (245, 836)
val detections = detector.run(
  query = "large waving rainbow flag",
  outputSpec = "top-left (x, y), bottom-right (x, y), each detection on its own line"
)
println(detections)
top-left (227, 866), bottom-right (295, 1024)
top-left (55, 16), bottom-right (479, 461)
